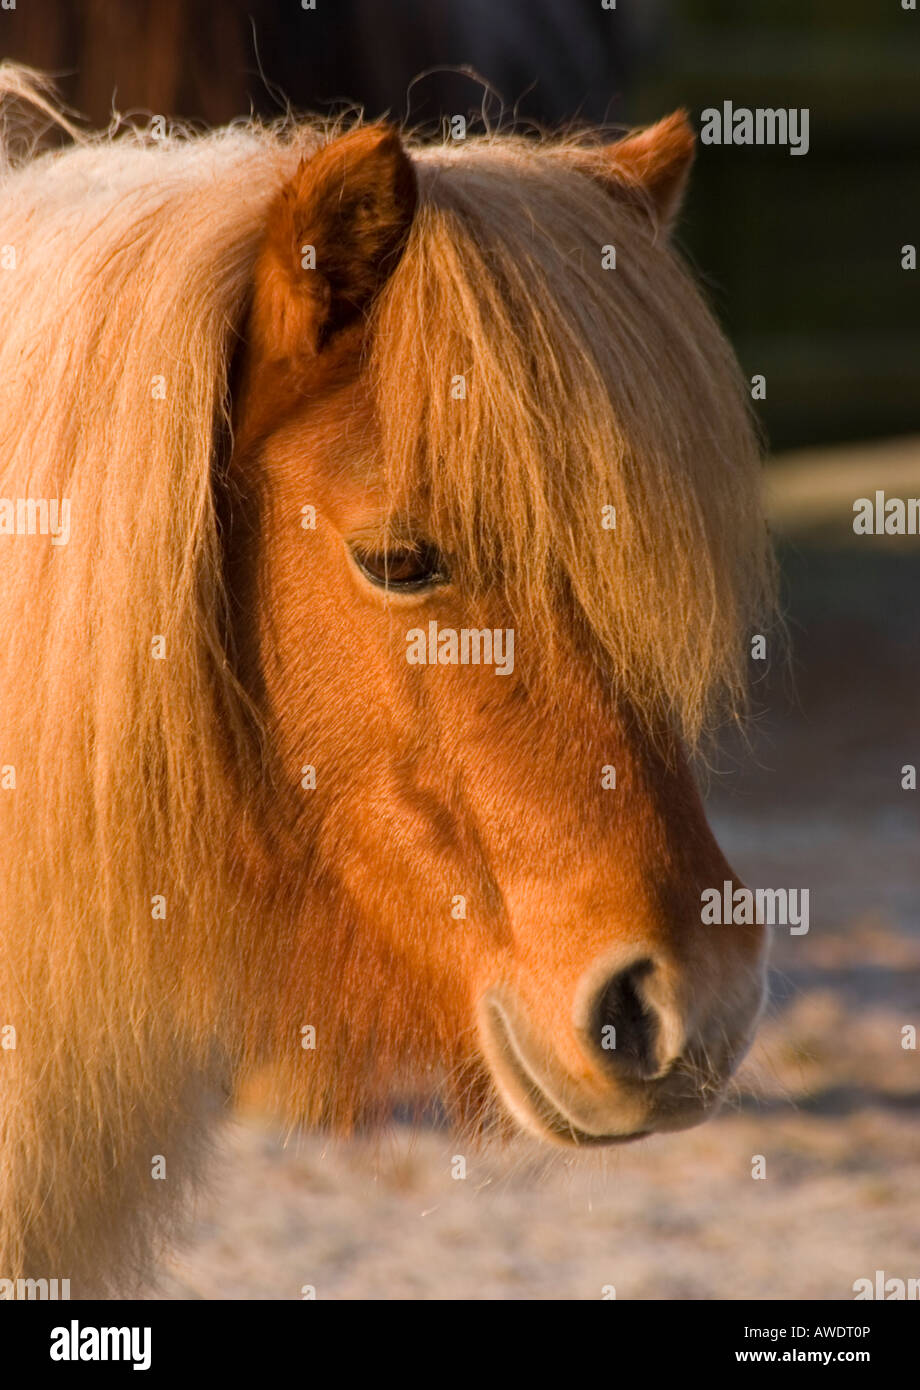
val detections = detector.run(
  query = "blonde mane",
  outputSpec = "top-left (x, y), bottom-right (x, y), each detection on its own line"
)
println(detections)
top-left (0, 68), bottom-right (308, 1289)
top-left (0, 67), bottom-right (775, 1292)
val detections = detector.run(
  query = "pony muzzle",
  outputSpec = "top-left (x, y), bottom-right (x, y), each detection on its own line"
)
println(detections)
top-left (478, 951), bottom-right (764, 1147)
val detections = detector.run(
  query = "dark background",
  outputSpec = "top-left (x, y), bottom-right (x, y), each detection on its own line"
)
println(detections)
top-left (3, 0), bottom-right (917, 450)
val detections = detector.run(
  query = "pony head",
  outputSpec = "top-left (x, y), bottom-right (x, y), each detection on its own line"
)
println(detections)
top-left (230, 115), bottom-right (774, 1144)
top-left (0, 73), bottom-right (775, 1288)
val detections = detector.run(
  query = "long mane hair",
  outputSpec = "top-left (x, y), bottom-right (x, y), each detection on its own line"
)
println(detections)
top-left (0, 65), bottom-right (775, 1291)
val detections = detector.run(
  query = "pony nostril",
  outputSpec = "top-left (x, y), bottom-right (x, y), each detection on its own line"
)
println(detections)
top-left (591, 959), bottom-right (660, 1079)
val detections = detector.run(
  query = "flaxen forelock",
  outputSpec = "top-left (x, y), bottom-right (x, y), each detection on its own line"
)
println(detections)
top-left (372, 140), bottom-right (776, 743)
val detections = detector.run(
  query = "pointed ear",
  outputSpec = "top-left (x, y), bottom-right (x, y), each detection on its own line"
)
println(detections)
top-left (570, 111), bottom-right (695, 236)
top-left (250, 124), bottom-right (417, 362)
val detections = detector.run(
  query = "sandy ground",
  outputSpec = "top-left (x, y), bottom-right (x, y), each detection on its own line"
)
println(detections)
top-left (156, 439), bottom-right (920, 1301)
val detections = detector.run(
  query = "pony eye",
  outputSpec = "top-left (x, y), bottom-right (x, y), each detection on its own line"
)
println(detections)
top-left (352, 541), bottom-right (448, 592)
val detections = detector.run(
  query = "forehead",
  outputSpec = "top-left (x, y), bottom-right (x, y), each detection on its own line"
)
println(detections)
top-left (260, 366), bottom-right (393, 527)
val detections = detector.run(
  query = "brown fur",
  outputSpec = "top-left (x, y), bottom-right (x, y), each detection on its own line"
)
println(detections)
top-left (0, 67), bottom-right (776, 1295)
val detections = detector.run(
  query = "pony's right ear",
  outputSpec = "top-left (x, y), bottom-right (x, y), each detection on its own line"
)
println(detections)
top-left (249, 124), bottom-right (417, 363)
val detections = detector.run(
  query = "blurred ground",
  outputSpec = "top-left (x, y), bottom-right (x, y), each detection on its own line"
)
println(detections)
top-left (157, 438), bottom-right (920, 1301)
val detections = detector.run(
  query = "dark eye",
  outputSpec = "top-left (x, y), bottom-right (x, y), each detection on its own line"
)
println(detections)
top-left (352, 541), bottom-right (448, 592)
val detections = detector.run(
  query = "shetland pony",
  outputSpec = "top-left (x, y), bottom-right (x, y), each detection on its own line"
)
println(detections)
top-left (0, 66), bottom-right (776, 1295)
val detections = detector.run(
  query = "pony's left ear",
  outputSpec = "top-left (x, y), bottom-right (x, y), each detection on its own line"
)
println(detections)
top-left (570, 111), bottom-right (696, 236)
top-left (250, 123), bottom-right (417, 363)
